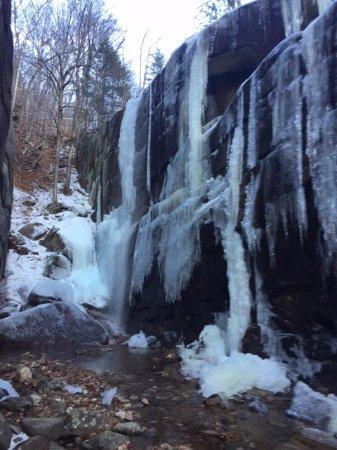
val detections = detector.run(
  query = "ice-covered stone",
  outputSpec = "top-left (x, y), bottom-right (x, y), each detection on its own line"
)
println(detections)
top-left (288, 382), bottom-right (337, 433)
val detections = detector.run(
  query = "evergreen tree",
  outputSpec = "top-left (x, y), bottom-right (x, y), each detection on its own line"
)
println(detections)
top-left (148, 48), bottom-right (165, 81)
top-left (199, 0), bottom-right (241, 25)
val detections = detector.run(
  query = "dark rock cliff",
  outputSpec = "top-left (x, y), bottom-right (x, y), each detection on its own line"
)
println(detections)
top-left (0, 0), bottom-right (13, 277)
top-left (76, 0), bottom-right (337, 384)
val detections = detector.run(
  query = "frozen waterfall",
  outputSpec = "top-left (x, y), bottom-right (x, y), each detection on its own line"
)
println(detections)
top-left (96, 95), bottom-right (141, 327)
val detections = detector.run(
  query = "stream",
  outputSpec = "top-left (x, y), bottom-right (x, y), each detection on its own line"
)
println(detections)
top-left (1, 345), bottom-right (335, 450)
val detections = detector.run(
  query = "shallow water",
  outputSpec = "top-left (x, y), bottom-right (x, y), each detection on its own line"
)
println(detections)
top-left (0, 346), bottom-right (335, 449)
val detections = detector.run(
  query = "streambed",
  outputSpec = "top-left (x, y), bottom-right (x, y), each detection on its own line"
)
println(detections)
top-left (0, 344), bottom-right (335, 450)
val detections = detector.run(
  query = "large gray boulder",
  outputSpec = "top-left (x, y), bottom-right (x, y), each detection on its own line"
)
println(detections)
top-left (0, 302), bottom-right (108, 348)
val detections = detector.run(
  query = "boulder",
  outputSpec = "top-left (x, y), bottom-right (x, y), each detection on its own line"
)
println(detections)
top-left (0, 396), bottom-right (33, 412)
top-left (24, 278), bottom-right (73, 309)
top-left (45, 203), bottom-right (69, 214)
top-left (41, 227), bottom-right (65, 253)
top-left (49, 443), bottom-right (66, 450)
top-left (18, 223), bottom-right (47, 241)
top-left (65, 408), bottom-right (114, 438)
top-left (114, 421), bottom-right (143, 436)
top-left (21, 417), bottom-right (65, 440)
top-left (0, 302), bottom-right (108, 348)
top-left (0, 413), bottom-right (12, 450)
top-left (43, 253), bottom-right (71, 280)
top-left (82, 431), bottom-right (130, 450)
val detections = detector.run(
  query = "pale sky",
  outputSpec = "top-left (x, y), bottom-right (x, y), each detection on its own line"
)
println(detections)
top-left (106, 0), bottom-right (203, 84)
top-left (106, 0), bottom-right (253, 85)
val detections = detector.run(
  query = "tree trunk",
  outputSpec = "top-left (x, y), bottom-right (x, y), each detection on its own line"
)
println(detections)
top-left (52, 92), bottom-right (64, 204)
top-left (64, 145), bottom-right (74, 194)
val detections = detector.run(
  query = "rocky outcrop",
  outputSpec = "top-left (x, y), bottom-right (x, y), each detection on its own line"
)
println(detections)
top-left (76, 0), bottom-right (337, 383)
top-left (0, 0), bottom-right (13, 277)
top-left (0, 302), bottom-right (108, 348)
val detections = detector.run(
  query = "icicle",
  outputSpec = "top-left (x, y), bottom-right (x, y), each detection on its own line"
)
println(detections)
top-left (187, 35), bottom-right (209, 194)
top-left (317, 0), bottom-right (332, 15)
top-left (146, 85), bottom-right (153, 196)
top-left (247, 73), bottom-right (258, 170)
top-left (207, 94), bottom-right (252, 354)
top-left (281, 0), bottom-right (303, 37)
top-left (130, 33), bottom-right (210, 303)
top-left (302, 10), bottom-right (337, 271)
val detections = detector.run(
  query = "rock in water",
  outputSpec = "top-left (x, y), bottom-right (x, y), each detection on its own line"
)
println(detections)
top-left (0, 302), bottom-right (108, 348)
top-left (82, 431), bottom-right (130, 450)
top-left (0, 413), bottom-right (12, 450)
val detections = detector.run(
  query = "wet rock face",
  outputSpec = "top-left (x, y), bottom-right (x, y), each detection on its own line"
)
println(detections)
top-left (76, 0), bottom-right (337, 372)
top-left (0, 0), bottom-right (13, 277)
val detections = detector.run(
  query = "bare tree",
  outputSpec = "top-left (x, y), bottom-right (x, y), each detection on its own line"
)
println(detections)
top-left (12, 0), bottom-right (133, 201)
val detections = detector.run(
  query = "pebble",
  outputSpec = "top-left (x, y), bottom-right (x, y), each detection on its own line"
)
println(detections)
top-left (141, 398), bottom-right (150, 406)
top-left (14, 366), bottom-right (32, 384)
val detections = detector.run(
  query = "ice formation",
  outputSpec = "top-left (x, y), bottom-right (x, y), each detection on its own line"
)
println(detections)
top-left (317, 0), bottom-right (333, 15)
top-left (281, 0), bottom-right (303, 36)
top-left (288, 382), bottom-right (337, 434)
top-left (0, 379), bottom-right (19, 402)
top-left (130, 34), bottom-right (209, 303)
top-left (96, 96), bottom-right (141, 326)
top-left (179, 325), bottom-right (290, 398)
top-left (39, 216), bottom-right (110, 309)
top-left (128, 331), bottom-right (149, 349)
top-left (101, 387), bottom-right (117, 405)
top-left (65, 384), bottom-right (83, 394)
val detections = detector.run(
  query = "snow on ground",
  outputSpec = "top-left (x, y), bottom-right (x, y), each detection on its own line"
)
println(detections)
top-left (3, 171), bottom-right (108, 310)
top-left (178, 325), bottom-right (290, 399)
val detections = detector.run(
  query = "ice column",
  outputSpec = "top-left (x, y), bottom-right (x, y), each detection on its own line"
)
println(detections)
top-left (96, 95), bottom-right (141, 327)
top-left (187, 35), bottom-right (208, 194)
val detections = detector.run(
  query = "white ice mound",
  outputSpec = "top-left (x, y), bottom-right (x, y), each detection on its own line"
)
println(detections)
top-left (178, 325), bottom-right (290, 398)
top-left (128, 331), bottom-right (148, 349)
top-left (57, 217), bottom-right (109, 309)
top-left (288, 382), bottom-right (337, 433)
top-left (58, 217), bottom-right (95, 270)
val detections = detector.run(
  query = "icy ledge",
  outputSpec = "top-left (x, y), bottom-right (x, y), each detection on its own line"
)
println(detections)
top-left (178, 325), bottom-right (290, 398)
